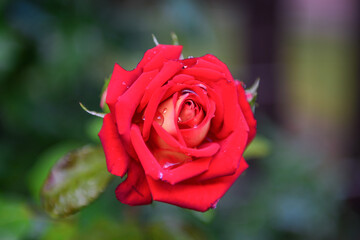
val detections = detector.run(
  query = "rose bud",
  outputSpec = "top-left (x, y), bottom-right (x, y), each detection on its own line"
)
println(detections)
top-left (98, 44), bottom-right (256, 211)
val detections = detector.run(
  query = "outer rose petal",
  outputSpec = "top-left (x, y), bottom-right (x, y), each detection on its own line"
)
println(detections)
top-left (236, 81), bottom-right (257, 145)
top-left (138, 44), bottom-right (183, 72)
top-left (146, 158), bottom-right (248, 212)
top-left (192, 122), bottom-right (248, 181)
top-left (115, 161), bottom-right (152, 205)
top-left (98, 114), bottom-right (129, 177)
top-left (106, 64), bottom-right (141, 113)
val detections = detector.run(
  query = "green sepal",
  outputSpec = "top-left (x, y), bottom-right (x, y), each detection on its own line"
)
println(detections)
top-left (246, 78), bottom-right (260, 112)
top-left (79, 102), bottom-right (105, 118)
top-left (41, 145), bottom-right (113, 219)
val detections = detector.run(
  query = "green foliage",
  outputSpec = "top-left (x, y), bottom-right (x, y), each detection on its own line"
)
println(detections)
top-left (41, 146), bottom-right (112, 218)
top-left (0, 197), bottom-right (32, 240)
top-left (243, 135), bottom-right (271, 159)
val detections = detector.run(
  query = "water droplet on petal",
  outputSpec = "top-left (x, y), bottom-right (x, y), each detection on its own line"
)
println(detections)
top-left (142, 115), bottom-right (146, 121)
top-left (178, 117), bottom-right (182, 122)
top-left (122, 81), bottom-right (127, 86)
top-left (162, 108), bottom-right (167, 114)
top-left (159, 172), bottom-right (163, 180)
top-left (155, 111), bottom-right (164, 125)
top-left (183, 65), bottom-right (188, 69)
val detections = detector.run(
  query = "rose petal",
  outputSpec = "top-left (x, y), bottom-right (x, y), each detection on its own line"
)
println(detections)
top-left (115, 70), bottom-right (159, 135)
top-left (236, 81), bottom-right (257, 145)
top-left (131, 124), bottom-right (212, 184)
top-left (142, 45), bottom-right (183, 72)
top-left (130, 124), bottom-right (164, 181)
top-left (115, 161), bottom-right (152, 205)
top-left (171, 74), bottom-right (195, 83)
top-left (152, 122), bottom-right (220, 158)
top-left (138, 61), bottom-right (183, 112)
top-left (142, 83), bottom-right (173, 141)
top-left (180, 100), bottom-right (215, 147)
top-left (213, 80), bottom-right (242, 139)
top-left (98, 114), bottom-right (129, 177)
top-left (106, 64), bottom-right (140, 113)
top-left (192, 58), bottom-right (224, 73)
top-left (161, 157), bottom-right (211, 185)
top-left (179, 67), bottom-right (226, 81)
top-left (193, 122), bottom-right (248, 181)
top-left (202, 54), bottom-right (234, 81)
top-left (146, 157), bottom-right (248, 212)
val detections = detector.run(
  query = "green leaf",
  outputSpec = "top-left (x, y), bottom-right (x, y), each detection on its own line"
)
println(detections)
top-left (28, 142), bottom-right (82, 204)
top-left (41, 145), bottom-right (113, 219)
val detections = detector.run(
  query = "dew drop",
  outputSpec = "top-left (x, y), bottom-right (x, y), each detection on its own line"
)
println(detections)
top-left (159, 172), bottom-right (163, 180)
top-left (178, 116), bottom-right (182, 122)
top-left (162, 108), bottom-right (167, 114)
top-left (122, 81), bottom-right (127, 86)
top-left (142, 115), bottom-right (146, 121)
top-left (163, 162), bottom-right (179, 169)
top-left (183, 65), bottom-right (188, 69)
top-left (155, 111), bottom-right (164, 125)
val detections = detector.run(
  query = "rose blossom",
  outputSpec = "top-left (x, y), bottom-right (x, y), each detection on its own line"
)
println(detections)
top-left (99, 44), bottom-right (256, 211)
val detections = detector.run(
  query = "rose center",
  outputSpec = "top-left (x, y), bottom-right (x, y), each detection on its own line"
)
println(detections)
top-left (178, 100), bottom-right (197, 123)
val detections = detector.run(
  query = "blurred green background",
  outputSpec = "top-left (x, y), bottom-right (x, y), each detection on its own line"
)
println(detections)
top-left (1, 0), bottom-right (359, 239)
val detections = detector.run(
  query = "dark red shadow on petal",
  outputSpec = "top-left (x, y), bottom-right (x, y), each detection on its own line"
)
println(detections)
top-left (115, 161), bottom-right (152, 206)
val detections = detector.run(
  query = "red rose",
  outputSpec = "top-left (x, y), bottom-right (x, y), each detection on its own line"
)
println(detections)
top-left (99, 44), bottom-right (256, 211)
